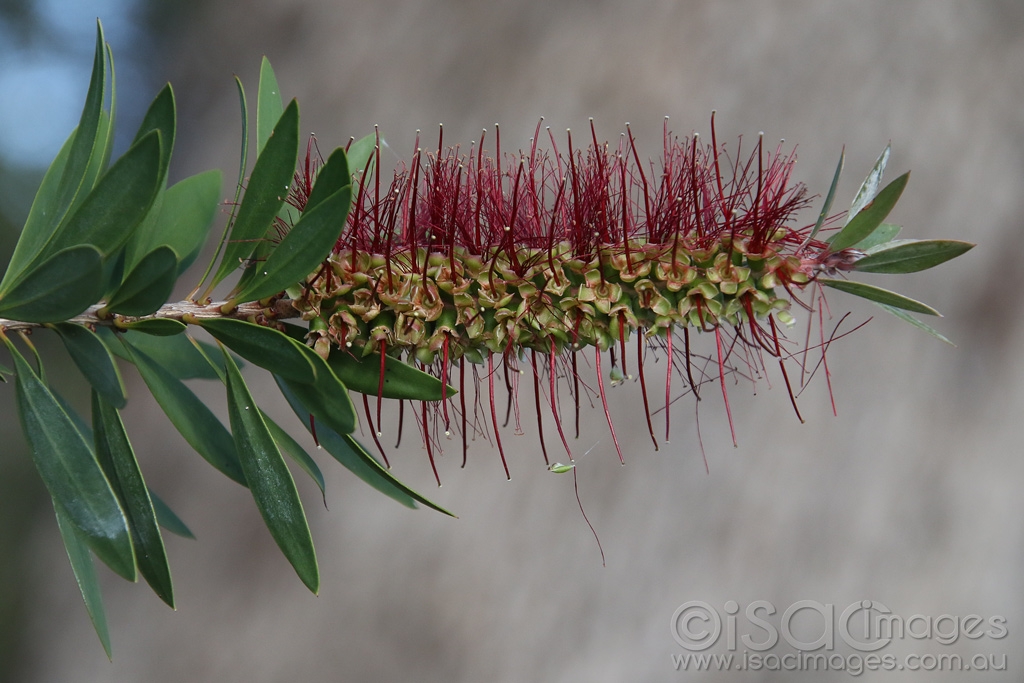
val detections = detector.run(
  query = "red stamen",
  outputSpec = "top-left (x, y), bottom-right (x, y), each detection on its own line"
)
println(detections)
top-left (715, 326), bottom-right (738, 447)
top-left (488, 353), bottom-right (511, 479)
top-left (308, 413), bottom-right (319, 448)
top-left (395, 399), bottom-right (405, 448)
top-left (636, 334), bottom-right (658, 451)
top-left (441, 334), bottom-right (451, 433)
top-left (550, 336), bottom-right (573, 460)
top-left (594, 346), bottom-right (624, 464)
top-left (769, 314), bottom-right (804, 423)
top-left (377, 339), bottom-right (386, 435)
top-left (361, 393), bottom-right (391, 468)
top-left (665, 330), bottom-right (673, 442)
top-left (530, 349), bottom-right (549, 465)
top-left (460, 356), bottom-right (468, 468)
top-left (422, 400), bottom-right (440, 486)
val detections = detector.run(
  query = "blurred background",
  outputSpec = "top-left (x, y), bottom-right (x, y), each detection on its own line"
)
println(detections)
top-left (1, 0), bottom-right (1022, 680)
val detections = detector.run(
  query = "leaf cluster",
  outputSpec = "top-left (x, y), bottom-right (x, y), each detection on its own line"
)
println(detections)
top-left (0, 23), bottom-right (453, 656)
top-left (812, 145), bottom-right (974, 344)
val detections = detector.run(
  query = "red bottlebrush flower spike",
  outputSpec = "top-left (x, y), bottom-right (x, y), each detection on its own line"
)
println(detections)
top-left (288, 119), bottom-right (918, 477)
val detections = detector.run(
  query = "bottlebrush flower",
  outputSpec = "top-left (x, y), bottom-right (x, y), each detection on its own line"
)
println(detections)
top-left (287, 117), bottom-right (955, 482)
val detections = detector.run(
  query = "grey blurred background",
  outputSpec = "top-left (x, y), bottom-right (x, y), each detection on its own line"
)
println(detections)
top-left (1, 0), bottom-right (1021, 681)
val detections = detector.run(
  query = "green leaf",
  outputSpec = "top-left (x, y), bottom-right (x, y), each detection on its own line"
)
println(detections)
top-left (327, 349), bottom-right (454, 401)
top-left (346, 133), bottom-right (377, 179)
top-left (264, 413), bottom-right (326, 503)
top-left (852, 239), bottom-right (974, 274)
top-left (0, 22), bottom-right (109, 290)
top-left (276, 324), bottom-right (357, 436)
top-left (82, 41), bottom-right (116, 196)
top-left (143, 170), bottom-right (224, 275)
top-left (850, 222), bottom-right (901, 251)
top-left (55, 505), bottom-right (112, 659)
top-left (132, 83), bottom-right (175, 181)
top-left (818, 278), bottom-right (940, 315)
top-left (195, 77), bottom-right (249, 295)
top-left (305, 147), bottom-right (350, 214)
top-left (827, 172), bottom-right (909, 253)
top-left (41, 130), bottom-right (164, 261)
top-left (92, 391), bottom-right (174, 608)
top-left (278, 378), bottom-right (458, 511)
top-left (122, 338), bottom-right (246, 485)
top-left (847, 143), bottom-right (890, 224)
top-left (118, 319), bottom-right (187, 336)
top-left (118, 85), bottom-right (176, 273)
top-left (100, 328), bottom-right (224, 379)
top-left (104, 246), bottom-right (178, 317)
top-left (338, 432), bottom-right (455, 518)
top-left (232, 184), bottom-right (351, 303)
top-left (53, 323), bottom-right (127, 408)
top-left (5, 339), bottom-right (135, 580)
top-left (149, 489), bottom-right (195, 539)
top-left (806, 147), bottom-right (844, 244)
top-left (223, 348), bottom-right (319, 592)
top-left (279, 372), bottom-right (357, 438)
top-left (877, 304), bottom-right (955, 346)
top-left (256, 57), bottom-right (284, 156)
top-left (210, 99), bottom-right (299, 289)
top-left (4, 131), bottom-right (74, 285)
top-left (0, 245), bottom-right (103, 323)
top-left (196, 318), bottom-right (318, 384)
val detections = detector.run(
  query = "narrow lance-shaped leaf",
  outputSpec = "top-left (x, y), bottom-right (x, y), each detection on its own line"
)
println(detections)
top-left (852, 239), bottom-right (974, 274)
top-left (0, 21), bottom-right (109, 290)
top-left (117, 319), bottom-right (187, 336)
top-left (4, 337), bottom-right (136, 580)
top-left (39, 130), bottom-right (164, 262)
top-left (222, 347), bottom-right (319, 593)
top-left (256, 56), bottom-right (284, 155)
top-left (276, 376), bottom-right (456, 516)
top-left (304, 147), bottom-right (350, 213)
top-left (877, 303), bottom-right (955, 346)
top-left (148, 489), bottom-right (195, 539)
top-left (327, 349), bottom-right (455, 401)
top-left (234, 146), bottom-right (351, 299)
top-left (264, 413), bottom-right (327, 504)
top-left (232, 184), bottom-right (351, 304)
top-left (277, 325), bottom-right (357, 437)
top-left (121, 84), bottom-right (178, 273)
top-left (85, 42), bottom-right (117, 190)
top-left (53, 323), bottom-right (127, 408)
top-left (104, 246), bottom-right (179, 316)
top-left (99, 328), bottom-right (225, 380)
top-left (121, 338), bottom-right (247, 485)
top-left (209, 99), bottom-right (300, 290)
top-left (163, 330), bottom-right (325, 499)
top-left (196, 318), bottom-right (318, 384)
top-left (195, 76), bottom-right (248, 295)
top-left (850, 222), bottom-right (901, 251)
top-left (0, 245), bottom-right (103, 323)
top-left (827, 172), bottom-right (910, 253)
top-left (136, 169), bottom-right (223, 276)
top-left (92, 391), bottom-right (175, 608)
top-left (4, 131), bottom-right (74, 286)
top-left (132, 83), bottom-right (176, 181)
top-left (818, 277), bottom-right (940, 316)
top-left (805, 147), bottom-right (844, 244)
top-left (847, 143), bottom-right (891, 224)
top-left (55, 505), bottom-right (112, 660)
top-left (346, 133), bottom-right (377, 182)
